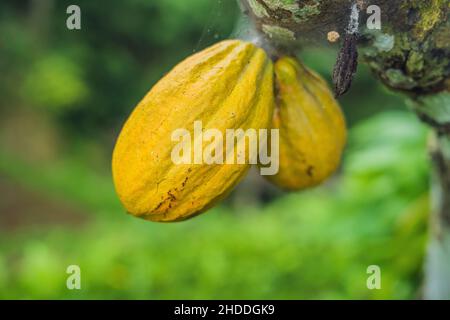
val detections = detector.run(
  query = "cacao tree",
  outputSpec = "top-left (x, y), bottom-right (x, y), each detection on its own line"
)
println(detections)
top-left (239, 0), bottom-right (450, 299)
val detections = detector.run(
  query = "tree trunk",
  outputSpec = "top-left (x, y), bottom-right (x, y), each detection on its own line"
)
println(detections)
top-left (239, 0), bottom-right (450, 299)
top-left (422, 95), bottom-right (450, 298)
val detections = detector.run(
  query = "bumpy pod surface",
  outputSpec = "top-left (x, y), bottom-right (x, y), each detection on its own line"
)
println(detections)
top-left (266, 56), bottom-right (347, 190)
top-left (112, 40), bottom-right (274, 222)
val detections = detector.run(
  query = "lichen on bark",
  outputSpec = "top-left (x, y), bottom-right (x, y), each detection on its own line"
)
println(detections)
top-left (242, 0), bottom-right (450, 95)
top-left (241, 0), bottom-right (350, 46)
top-left (362, 1), bottom-right (449, 95)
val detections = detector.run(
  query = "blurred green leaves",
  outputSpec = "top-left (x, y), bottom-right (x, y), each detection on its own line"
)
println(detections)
top-left (21, 54), bottom-right (88, 113)
top-left (0, 111), bottom-right (430, 299)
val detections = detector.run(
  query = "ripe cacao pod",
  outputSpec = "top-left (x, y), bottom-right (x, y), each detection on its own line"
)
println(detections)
top-left (264, 56), bottom-right (347, 190)
top-left (112, 40), bottom-right (274, 222)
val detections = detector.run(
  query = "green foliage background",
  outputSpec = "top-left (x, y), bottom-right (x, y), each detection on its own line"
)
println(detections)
top-left (0, 0), bottom-right (429, 299)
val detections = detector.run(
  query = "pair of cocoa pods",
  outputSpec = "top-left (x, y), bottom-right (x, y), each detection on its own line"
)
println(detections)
top-left (112, 40), bottom-right (347, 222)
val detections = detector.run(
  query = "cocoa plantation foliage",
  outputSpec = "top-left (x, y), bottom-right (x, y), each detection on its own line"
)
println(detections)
top-left (0, 0), bottom-right (440, 299)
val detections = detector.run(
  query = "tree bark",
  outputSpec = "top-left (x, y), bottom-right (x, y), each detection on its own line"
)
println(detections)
top-left (239, 0), bottom-right (450, 299)
top-left (422, 96), bottom-right (450, 299)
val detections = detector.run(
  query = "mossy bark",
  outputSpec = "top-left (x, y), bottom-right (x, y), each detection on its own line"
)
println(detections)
top-left (240, 0), bottom-right (450, 299)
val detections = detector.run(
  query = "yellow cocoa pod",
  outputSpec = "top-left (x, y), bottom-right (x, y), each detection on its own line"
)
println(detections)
top-left (112, 40), bottom-right (274, 222)
top-left (265, 56), bottom-right (347, 190)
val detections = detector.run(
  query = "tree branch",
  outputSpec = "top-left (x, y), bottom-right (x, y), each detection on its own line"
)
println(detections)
top-left (242, 0), bottom-right (449, 95)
